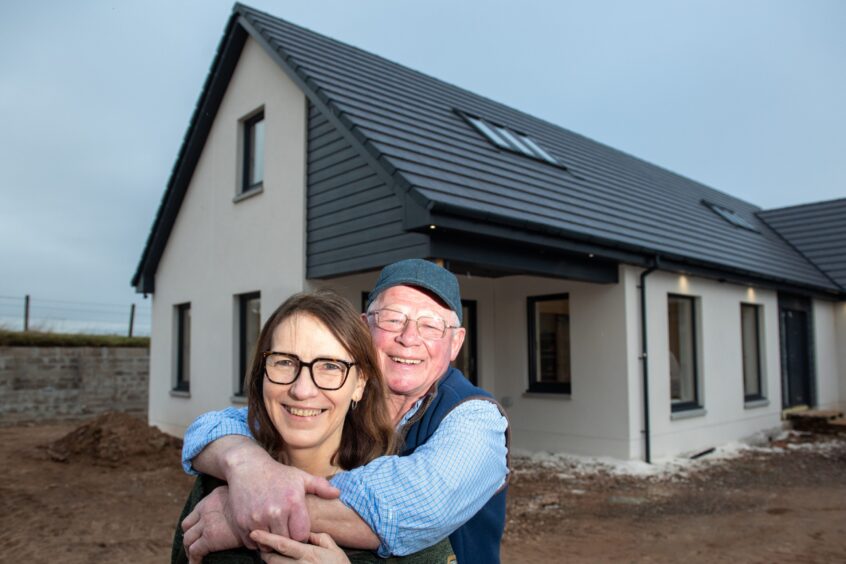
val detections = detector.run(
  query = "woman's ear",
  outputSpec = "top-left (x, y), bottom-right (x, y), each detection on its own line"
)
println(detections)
top-left (352, 372), bottom-right (366, 402)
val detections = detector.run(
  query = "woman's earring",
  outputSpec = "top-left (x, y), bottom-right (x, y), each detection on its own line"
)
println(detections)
top-left (351, 399), bottom-right (359, 410)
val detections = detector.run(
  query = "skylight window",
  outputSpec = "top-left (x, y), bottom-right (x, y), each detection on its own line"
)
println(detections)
top-left (703, 201), bottom-right (758, 232)
top-left (464, 113), bottom-right (559, 165)
top-left (466, 116), bottom-right (511, 150)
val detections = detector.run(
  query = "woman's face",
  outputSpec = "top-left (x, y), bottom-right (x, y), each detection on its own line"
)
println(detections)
top-left (263, 313), bottom-right (366, 460)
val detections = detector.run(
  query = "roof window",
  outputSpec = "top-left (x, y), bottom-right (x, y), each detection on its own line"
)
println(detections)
top-left (464, 114), bottom-right (558, 165)
top-left (703, 201), bottom-right (758, 232)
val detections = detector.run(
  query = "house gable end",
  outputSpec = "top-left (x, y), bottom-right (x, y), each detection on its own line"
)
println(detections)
top-left (133, 6), bottom-right (430, 292)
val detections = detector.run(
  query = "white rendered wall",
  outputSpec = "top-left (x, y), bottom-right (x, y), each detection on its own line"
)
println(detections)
top-left (814, 300), bottom-right (843, 411)
top-left (487, 274), bottom-right (632, 459)
top-left (319, 271), bottom-right (633, 456)
top-left (149, 38), bottom-right (307, 436)
top-left (315, 265), bottom-right (831, 461)
top-left (640, 269), bottom-right (783, 459)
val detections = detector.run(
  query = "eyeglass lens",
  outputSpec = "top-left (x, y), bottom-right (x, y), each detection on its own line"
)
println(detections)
top-left (373, 309), bottom-right (447, 339)
top-left (265, 353), bottom-right (350, 389)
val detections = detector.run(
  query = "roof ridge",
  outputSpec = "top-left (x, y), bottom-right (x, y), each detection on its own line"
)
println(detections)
top-left (760, 196), bottom-right (846, 215)
top-left (233, 5), bottom-right (764, 215)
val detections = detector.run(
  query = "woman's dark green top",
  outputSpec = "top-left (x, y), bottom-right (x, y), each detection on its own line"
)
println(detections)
top-left (172, 475), bottom-right (456, 564)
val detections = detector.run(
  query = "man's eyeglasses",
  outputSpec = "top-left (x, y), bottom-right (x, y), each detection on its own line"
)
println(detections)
top-left (263, 352), bottom-right (355, 390)
top-left (367, 308), bottom-right (459, 340)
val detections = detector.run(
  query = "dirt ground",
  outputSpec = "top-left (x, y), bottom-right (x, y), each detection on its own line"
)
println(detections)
top-left (1, 414), bottom-right (844, 563)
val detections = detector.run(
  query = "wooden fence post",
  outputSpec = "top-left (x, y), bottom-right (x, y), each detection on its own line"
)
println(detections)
top-left (128, 303), bottom-right (136, 338)
top-left (24, 295), bottom-right (30, 332)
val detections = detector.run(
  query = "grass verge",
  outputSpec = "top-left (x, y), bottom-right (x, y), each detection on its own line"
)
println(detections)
top-left (0, 329), bottom-right (150, 348)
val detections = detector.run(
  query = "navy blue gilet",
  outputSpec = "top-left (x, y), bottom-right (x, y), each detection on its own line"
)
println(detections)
top-left (400, 367), bottom-right (509, 564)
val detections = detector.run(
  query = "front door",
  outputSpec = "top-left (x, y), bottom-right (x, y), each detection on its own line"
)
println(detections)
top-left (779, 294), bottom-right (814, 408)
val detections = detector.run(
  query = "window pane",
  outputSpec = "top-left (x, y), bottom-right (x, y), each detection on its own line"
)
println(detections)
top-left (251, 118), bottom-right (265, 185)
top-left (668, 296), bottom-right (696, 406)
top-left (245, 296), bottom-right (261, 371)
top-left (518, 134), bottom-right (558, 164)
top-left (238, 294), bottom-right (261, 395)
top-left (534, 298), bottom-right (570, 385)
top-left (741, 304), bottom-right (762, 399)
top-left (243, 113), bottom-right (265, 191)
top-left (496, 127), bottom-right (534, 156)
top-left (177, 304), bottom-right (191, 390)
top-left (453, 302), bottom-right (475, 384)
top-left (467, 116), bottom-right (511, 149)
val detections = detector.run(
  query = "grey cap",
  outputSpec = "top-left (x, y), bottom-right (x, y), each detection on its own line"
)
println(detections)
top-left (366, 259), bottom-right (462, 323)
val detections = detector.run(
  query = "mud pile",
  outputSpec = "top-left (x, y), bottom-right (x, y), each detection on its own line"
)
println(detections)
top-left (46, 411), bottom-right (182, 469)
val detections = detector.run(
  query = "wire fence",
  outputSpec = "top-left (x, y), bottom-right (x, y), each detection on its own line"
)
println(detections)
top-left (0, 295), bottom-right (151, 336)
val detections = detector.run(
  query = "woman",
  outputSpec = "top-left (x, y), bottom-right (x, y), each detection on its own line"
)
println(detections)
top-left (173, 290), bottom-right (455, 563)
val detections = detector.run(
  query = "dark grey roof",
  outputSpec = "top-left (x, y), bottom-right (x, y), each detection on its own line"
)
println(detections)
top-left (133, 4), bottom-right (842, 296)
top-left (759, 198), bottom-right (846, 289)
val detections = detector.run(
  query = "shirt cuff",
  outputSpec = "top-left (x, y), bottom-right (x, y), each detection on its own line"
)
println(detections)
top-left (180, 409), bottom-right (252, 474)
top-left (332, 469), bottom-right (395, 557)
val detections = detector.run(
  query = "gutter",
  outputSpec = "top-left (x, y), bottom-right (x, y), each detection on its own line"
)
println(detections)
top-left (640, 256), bottom-right (660, 463)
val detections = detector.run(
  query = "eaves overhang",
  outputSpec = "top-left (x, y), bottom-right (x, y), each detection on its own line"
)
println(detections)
top-left (405, 196), bottom-right (844, 300)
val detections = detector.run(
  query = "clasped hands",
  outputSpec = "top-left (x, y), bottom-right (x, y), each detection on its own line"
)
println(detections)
top-left (181, 462), bottom-right (347, 564)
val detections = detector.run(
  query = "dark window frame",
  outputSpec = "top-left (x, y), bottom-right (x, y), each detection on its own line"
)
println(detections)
top-left (702, 200), bottom-right (759, 232)
top-left (456, 299), bottom-right (478, 385)
top-left (237, 292), bottom-right (261, 396)
top-left (527, 293), bottom-right (571, 394)
top-left (174, 302), bottom-right (191, 392)
top-left (455, 109), bottom-right (567, 170)
top-left (668, 294), bottom-right (700, 412)
top-left (741, 303), bottom-right (764, 402)
top-left (241, 110), bottom-right (265, 194)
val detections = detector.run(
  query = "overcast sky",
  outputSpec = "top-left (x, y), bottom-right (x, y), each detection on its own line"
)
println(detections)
top-left (1, 0), bottom-right (844, 332)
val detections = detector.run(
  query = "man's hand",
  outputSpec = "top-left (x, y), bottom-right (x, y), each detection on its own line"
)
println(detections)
top-left (193, 437), bottom-right (340, 548)
top-left (182, 486), bottom-right (241, 564)
top-left (251, 530), bottom-right (350, 564)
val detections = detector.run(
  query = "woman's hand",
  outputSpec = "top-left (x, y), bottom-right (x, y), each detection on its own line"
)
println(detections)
top-left (251, 530), bottom-right (351, 564)
top-left (182, 486), bottom-right (242, 564)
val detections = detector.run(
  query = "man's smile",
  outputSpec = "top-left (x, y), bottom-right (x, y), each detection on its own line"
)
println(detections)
top-left (390, 356), bottom-right (422, 365)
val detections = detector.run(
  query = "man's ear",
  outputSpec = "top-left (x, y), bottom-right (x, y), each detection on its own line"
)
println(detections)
top-left (449, 327), bottom-right (466, 362)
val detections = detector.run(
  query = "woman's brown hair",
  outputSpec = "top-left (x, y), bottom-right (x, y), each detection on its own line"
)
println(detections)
top-left (246, 290), bottom-right (397, 470)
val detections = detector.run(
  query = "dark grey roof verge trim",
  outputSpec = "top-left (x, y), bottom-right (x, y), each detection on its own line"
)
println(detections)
top-left (131, 13), bottom-right (248, 293)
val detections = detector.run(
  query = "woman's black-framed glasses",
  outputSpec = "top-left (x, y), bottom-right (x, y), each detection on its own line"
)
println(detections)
top-left (263, 352), bottom-right (355, 390)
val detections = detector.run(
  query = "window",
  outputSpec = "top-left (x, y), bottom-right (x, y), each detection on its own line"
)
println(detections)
top-left (668, 295), bottom-right (699, 411)
top-left (237, 292), bottom-right (261, 396)
top-left (703, 200), bottom-right (758, 232)
top-left (453, 300), bottom-right (478, 385)
top-left (741, 303), bottom-right (764, 401)
top-left (463, 113), bottom-right (560, 165)
top-left (174, 303), bottom-right (191, 392)
top-left (242, 111), bottom-right (265, 193)
top-left (527, 295), bottom-right (571, 394)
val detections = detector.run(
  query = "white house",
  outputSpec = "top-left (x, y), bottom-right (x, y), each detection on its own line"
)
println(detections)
top-left (133, 4), bottom-right (846, 461)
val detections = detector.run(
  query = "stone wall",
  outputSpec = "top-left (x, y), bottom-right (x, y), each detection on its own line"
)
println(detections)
top-left (0, 347), bottom-right (149, 424)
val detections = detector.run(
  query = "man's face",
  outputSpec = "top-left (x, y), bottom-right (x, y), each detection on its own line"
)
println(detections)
top-left (367, 285), bottom-right (465, 401)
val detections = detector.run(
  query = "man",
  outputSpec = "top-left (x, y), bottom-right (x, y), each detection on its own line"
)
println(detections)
top-left (181, 259), bottom-right (509, 563)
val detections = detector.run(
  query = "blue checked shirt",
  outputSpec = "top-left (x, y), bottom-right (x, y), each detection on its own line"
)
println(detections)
top-left (182, 399), bottom-right (508, 557)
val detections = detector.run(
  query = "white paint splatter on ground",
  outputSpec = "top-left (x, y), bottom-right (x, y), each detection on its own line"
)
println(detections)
top-left (510, 430), bottom-right (843, 481)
